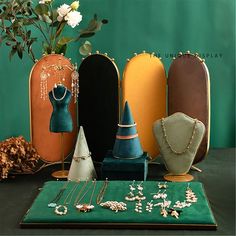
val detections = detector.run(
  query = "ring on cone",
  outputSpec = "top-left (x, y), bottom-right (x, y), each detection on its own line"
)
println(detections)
top-left (68, 126), bottom-right (97, 181)
top-left (112, 101), bottom-right (143, 159)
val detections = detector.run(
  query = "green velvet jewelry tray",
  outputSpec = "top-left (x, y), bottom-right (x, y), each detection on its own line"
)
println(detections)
top-left (21, 181), bottom-right (217, 229)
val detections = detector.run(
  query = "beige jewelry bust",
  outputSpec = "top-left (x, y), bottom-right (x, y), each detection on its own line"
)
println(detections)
top-left (68, 126), bottom-right (97, 181)
top-left (153, 112), bottom-right (205, 182)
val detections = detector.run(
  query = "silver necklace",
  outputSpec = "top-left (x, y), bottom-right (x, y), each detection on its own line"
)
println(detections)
top-left (52, 86), bottom-right (67, 101)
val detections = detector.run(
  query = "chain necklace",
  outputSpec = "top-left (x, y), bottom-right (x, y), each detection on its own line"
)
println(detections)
top-left (161, 118), bottom-right (198, 155)
top-left (52, 86), bottom-right (67, 101)
top-left (48, 181), bottom-right (70, 208)
top-left (75, 179), bottom-right (97, 212)
top-left (54, 180), bottom-right (80, 216)
top-left (96, 178), bottom-right (109, 204)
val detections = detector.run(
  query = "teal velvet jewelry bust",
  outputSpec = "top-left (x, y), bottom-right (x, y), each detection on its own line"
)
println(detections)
top-left (49, 84), bottom-right (73, 133)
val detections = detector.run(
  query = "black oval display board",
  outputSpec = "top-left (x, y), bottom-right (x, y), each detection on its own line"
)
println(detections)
top-left (78, 54), bottom-right (120, 162)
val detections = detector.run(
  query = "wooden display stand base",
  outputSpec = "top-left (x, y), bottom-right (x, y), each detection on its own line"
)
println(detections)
top-left (51, 170), bottom-right (69, 179)
top-left (164, 173), bottom-right (194, 182)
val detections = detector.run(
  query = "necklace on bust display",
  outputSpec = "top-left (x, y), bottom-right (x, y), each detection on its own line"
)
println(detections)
top-left (74, 179), bottom-right (97, 212)
top-left (54, 180), bottom-right (80, 216)
top-left (52, 85), bottom-right (67, 101)
top-left (161, 118), bottom-right (198, 155)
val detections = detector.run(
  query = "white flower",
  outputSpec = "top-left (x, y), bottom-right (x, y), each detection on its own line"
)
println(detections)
top-left (65, 11), bottom-right (82, 28)
top-left (57, 4), bottom-right (71, 18)
top-left (39, 0), bottom-right (52, 4)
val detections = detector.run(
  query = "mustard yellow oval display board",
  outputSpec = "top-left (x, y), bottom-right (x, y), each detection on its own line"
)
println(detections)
top-left (122, 52), bottom-right (167, 159)
top-left (29, 54), bottom-right (77, 163)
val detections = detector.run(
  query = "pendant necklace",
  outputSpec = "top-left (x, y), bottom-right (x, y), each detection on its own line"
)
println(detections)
top-left (54, 180), bottom-right (80, 216)
top-left (52, 86), bottom-right (67, 101)
top-left (74, 179), bottom-right (97, 212)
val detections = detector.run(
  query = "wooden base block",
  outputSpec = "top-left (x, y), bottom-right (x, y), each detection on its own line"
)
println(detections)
top-left (164, 173), bottom-right (194, 182)
top-left (51, 170), bottom-right (69, 179)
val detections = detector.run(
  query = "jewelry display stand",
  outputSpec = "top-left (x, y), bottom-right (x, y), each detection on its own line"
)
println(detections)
top-left (29, 54), bottom-right (78, 165)
top-left (21, 181), bottom-right (217, 229)
top-left (67, 126), bottom-right (97, 181)
top-left (164, 173), bottom-right (194, 182)
top-left (153, 112), bottom-right (205, 182)
top-left (122, 52), bottom-right (167, 160)
top-left (78, 52), bottom-right (120, 162)
top-left (168, 51), bottom-right (210, 164)
top-left (102, 101), bottom-right (148, 180)
top-left (51, 133), bottom-right (69, 178)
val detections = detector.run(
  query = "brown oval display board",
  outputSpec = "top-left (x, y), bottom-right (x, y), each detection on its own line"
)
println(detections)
top-left (78, 53), bottom-right (120, 162)
top-left (122, 52), bottom-right (167, 159)
top-left (29, 54), bottom-right (77, 163)
top-left (168, 52), bottom-right (210, 164)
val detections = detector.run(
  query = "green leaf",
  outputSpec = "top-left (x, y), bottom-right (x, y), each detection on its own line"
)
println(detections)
top-left (34, 4), bottom-right (49, 16)
top-left (57, 37), bottom-right (74, 45)
top-left (79, 40), bottom-right (92, 56)
top-left (26, 30), bottom-right (31, 39)
top-left (16, 43), bottom-right (23, 59)
top-left (9, 47), bottom-right (17, 60)
top-left (22, 18), bottom-right (35, 25)
top-left (55, 43), bottom-right (67, 55)
top-left (39, 14), bottom-right (52, 24)
top-left (79, 31), bottom-right (95, 38)
top-left (55, 21), bottom-right (66, 38)
top-left (51, 9), bottom-right (58, 23)
top-left (42, 42), bottom-right (51, 54)
top-left (50, 21), bottom-right (59, 27)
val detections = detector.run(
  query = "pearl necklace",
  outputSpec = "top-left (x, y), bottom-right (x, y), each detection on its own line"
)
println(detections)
top-left (161, 118), bottom-right (198, 155)
top-left (52, 86), bottom-right (67, 101)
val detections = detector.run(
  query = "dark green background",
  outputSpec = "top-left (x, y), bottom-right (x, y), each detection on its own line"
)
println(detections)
top-left (0, 0), bottom-right (235, 147)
